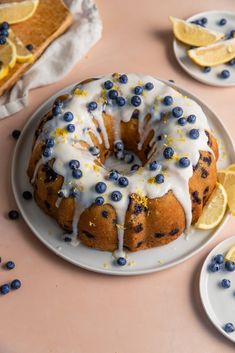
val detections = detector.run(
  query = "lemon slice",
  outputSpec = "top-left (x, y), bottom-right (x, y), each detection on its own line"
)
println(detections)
top-left (217, 170), bottom-right (235, 214)
top-left (0, 63), bottom-right (9, 80)
top-left (0, 39), bottom-right (16, 69)
top-left (195, 183), bottom-right (227, 229)
top-left (225, 245), bottom-right (235, 262)
top-left (226, 164), bottom-right (235, 172)
top-left (0, 0), bottom-right (39, 24)
top-left (9, 30), bottom-right (33, 63)
top-left (169, 16), bottom-right (224, 46)
top-left (188, 38), bottom-right (235, 67)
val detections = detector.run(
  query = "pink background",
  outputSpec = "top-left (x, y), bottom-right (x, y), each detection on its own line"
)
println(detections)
top-left (1, 0), bottom-right (235, 352)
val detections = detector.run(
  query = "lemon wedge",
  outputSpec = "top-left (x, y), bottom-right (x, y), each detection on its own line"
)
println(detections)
top-left (0, 0), bottom-right (39, 24)
top-left (217, 170), bottom-right (235, 215)
top-left (188, 38), bottom-right (235, 67)
top-left (0, 39), bottom-right (16, 69)
top-left (225, 245), bottom-right (235, 262)
top-left (169, 16), bottom-right (224, 46)
top-left (195, 183), bottom-right (227, 229)
top-left (9, 30), bottom-right (33, 63)
top-left (0, 63), bottom-right (9, 80)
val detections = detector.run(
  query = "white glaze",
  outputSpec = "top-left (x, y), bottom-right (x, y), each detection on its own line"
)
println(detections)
top-left (33, 73), bottom-right (213, 254)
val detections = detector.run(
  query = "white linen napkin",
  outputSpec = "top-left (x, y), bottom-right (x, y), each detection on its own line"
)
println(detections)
top-left (0, 0), bottom-right (102, 119)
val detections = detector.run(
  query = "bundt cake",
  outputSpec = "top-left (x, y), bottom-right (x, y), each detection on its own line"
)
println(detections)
top-left (27, 73), bottom-right (218, 257)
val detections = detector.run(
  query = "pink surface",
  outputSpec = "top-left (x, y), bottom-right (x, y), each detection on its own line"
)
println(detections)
top-left (0, 0), bottom-right (235, 352)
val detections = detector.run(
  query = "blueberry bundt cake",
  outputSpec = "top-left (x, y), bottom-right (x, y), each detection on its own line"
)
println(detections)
top-left (27, 73), bottom-right (218, 255)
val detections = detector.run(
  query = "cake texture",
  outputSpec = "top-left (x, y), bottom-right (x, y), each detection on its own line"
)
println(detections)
top-left (27, 73), bottom-right (218, 255)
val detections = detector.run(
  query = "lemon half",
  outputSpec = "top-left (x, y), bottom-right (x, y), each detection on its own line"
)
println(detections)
top-left (0, 0), bottom-right (39, 24)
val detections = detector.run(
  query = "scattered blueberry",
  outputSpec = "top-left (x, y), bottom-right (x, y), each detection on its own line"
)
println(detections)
top-left (134, 86), bottom-right (143, 95)
top-left (114, 141), bottom-right (124, 151)
top-left (111, 191), bottom-right (122, 201)
top-left (0, 36), bottom-right (6, 45)
top-left (145, 82), bottom-right (154, 90)
top-left (178, 117), bottom-right (187, 126)
top-left (225, 260), bottom-right (235, 272)
top-left (179, 157), bottom-right (190, 168)
top-left (108, 89), bottom-right (118, 100)
top-left (220, 69), bottom-right (230, 79)
top-left (8, 210), bottom-right (19, 220)
top-left (172, 106), bottom-right (183, 118)
top-left (11, 279), bottom-right (21, 290)
top-left (187, 114), bottom-right (196, 124)
top-left (11, 129), bottom-right (21, 139)
top-left (117, 257), bottom-right (127, 266)
top-left (72, 169), bottom-right (83, 179)
top-left (221, 278), bottom-right (231, 289)
top-left (95, 196), bottom-right (104, 205)
top-left (219, 18), bottom-right (227, 26)
top-left (203, 66), bottom-right (211, 73)
top-left (95, 182), bottom-right (107, 194)
top-left (26, 43), bottom-right (33, 51)
top-left (87, 101), bottom-right (98, 111)
top-left (131, 95), bottom-right (142, 107)
top-left (0, 284), bottom-right (10, 295)
top-left (6, 261), bottom-right (15, 270)
top-left (118, 176), bottom-right (129, 187)
top-left (213, 254), bottom-right (224, 264)
top-left (163, 95), bottom-right (173, 106)
top-left (63, 112), bottom-right (74, 122)
top-left (22, 191), bottom-right (32, 200)
top-left (66, 124), bottom-right (75, 133)
top-left (69, 159), bottom-right (80, 170)
top-left (42, 147), bottom-right (52, 158)
top-left (104, 80), bottom-right (113, 90)
top-left (119, 74), bottom-right (128, 84)
top-left (52, 105), bottom-right (61, 116)
top-left (228, 59), bottom-right (235, 66)
top-left (189, 129), bottom-right (200, 139)
top-left (149, 161), bottom-right (160, 171)
top-left (131, 164), bottom-right (140, 171)
top-left (89, 146), bottom-right (100, 156)
top-left (163, 146), bottom-right (174, 159)
top-left (116, 96), bottom-right (126, 106)
top-left (224, 323), bottom-right (234, 333)
top-left (155, 174), bottom-right (164, 184)
top-left (209, 262), bottom-right (220, 272)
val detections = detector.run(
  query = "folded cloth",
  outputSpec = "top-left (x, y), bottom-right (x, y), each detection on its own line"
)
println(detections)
top-left (0, 0), bottom-right (102, 119)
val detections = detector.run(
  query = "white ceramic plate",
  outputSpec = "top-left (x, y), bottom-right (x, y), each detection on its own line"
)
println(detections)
top-left (173, 11), bottom-right (235, 87)
top-left (11, 80), bottom-right (235, 275)
top-left (200, 236), bottom-right (235, 343)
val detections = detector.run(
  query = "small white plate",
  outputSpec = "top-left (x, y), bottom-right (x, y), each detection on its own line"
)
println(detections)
top-left (173, 11), bottom-right (235, 87)
top-left (200, 236), bottom-right (235, 343)
top-left (11, 80), bottom-right (235, 275)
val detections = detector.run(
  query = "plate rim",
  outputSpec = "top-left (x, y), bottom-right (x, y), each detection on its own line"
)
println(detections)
top-left (173, 10), bottom-right (235, 87)
top-left (199, 235), bottom-right (235, 343)
top-left (11, 78), bottom-right (235, 275)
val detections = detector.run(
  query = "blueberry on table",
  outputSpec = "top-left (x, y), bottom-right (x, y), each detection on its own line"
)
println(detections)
top-left (0, 284), bottom-right (10, 295)
top-left (6, 261), bottom-right (15, 270)
top-left (11, 279), bottom-right (21, 290)
top-left (11, 129), bottom-right (21, 139)
top-left (8, 210), bottom-right (19, 220)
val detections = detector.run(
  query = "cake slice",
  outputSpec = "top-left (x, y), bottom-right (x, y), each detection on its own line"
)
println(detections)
top-left (0, 0), bottom-right (73, 96)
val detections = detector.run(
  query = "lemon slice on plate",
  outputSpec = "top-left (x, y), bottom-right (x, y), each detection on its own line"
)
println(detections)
top-left (217, 170), bottom-right (235, 214)
top-left (9, 30), bottom-right (33, 63)
top-left (0, 0), bottom-right (39, 24)
top-left (0, 39), bottom-right (16, 68)
top-left (188, 38), bottom-right (235, 67)
top-left (0, 63), bottom-right (9, 80)
top-left (225, 245), bottom-right (235, 262)
top-left (195, 183), bottom-right (227, 229)
top-left (169, 16), bottom-right (224, 46)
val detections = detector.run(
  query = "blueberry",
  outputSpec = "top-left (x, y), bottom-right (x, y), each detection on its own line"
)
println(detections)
top-left (11, 279), bottom-right (21, 290)
top-left (0, 284), bottom-right (10, 295)
top-left (224, 323), bottom-right (234, 333)
top-left (42, 147), bottom-right (52, 158)
top-left (58, 190), bottom-right (65, 198)
top-left (201, 17), bottom-right (208, 25)
top-left (26, 43), bottom-right (33, 51)
top-left (118, 176), bottom-right (129, 187)
top-left (87, 101), bottom-right (98, 111)
top-left (163, 146), bottom-right (174, 159)
top-left (163, 95), bottom-right (173, 106)
top-left (189, 129), bottom-right (200, 139)
top-left (69, 159), bottom-right (80, 169)
top-left (116, 96), bottom-right (126, 106)
top-left (95, 182), bottom-right (107, 194)
top-left (178, 118), bottom-right (187, 126)
top-left (172, 106), bottom-right (183, 118)
top-left (221, 279), bottom-right (231, 288)
top-left (52, 105), bottom-right (61, 116)
top-left (46, 138), bottom-right (55, 148)
top-left (0, 29), bottom-right (8, 37)
top-left (119, 74), bottom-right (128, 84)
top-left (220, 69), bottom-right (230, 79)
top-left (115, 150), bottom-right (125, 160)
top-left (114, 141), bottom-right (124, 151)
top-left (64, 112), bottom-right (74, 122)
top-left (54, 99), bottom-right (63, 108)
top-left (66, 124), bottom-right (75, 133)
top-left (8, 210), bottom-right (19, 220)
top-left (95, 196), bottom-right (104, 205)
top-left (124, 152), bottom-right (134, 164)
top-left (22, 191), bottom-right (32, 200)
top-left (213, 254), bottom-right (224, 264)
top-left (219, 18), bottom-right (227, 26)
top-left (108, 170), bottom-right (119, 181)
top-left (209, 262), bottom-right (220, 272)
top-left (131, 95), bottom-right (142, 107)
top-left (179, 157), bottom-right (190, 168)
top-left (149, 161), bottom-right (160, 171)
top-left (111, 191), bottom-right (122, 201)
top-left (89, 146), bottom-right (100, 156)
top-left (108, 89), bottom-right (118, 100)
top-left (203, 66), bottom-right (211, 73)
top-left (228, 59), bottom-right (235, 66)
top-left (228, 30), bottom-right (235, 39)
top-left (117, 257), bottom-right (127, 266)
top-left (131, 164), bottom-right (140, 171)
top-left (145, 82), bottom-right (154, 90)
top-left (134, 86), bottom-right (143, 95)
top-left (72, 169), bottom-right (82, 179)
top-left (0, 22), bottom-right (9, 30)
top-left (6, 261), bottom-right (15, 270)
top-left (155, 174), bottom-right (164, 184)
top-left (104, 80), bottom-right (113, 90)
top-left (11, 129), bottom-right (21, 139)
top-left (0, 36), bottom-right (6, 45)
top-left (187, 114), bottom-right (196, 124)
top-left (69, 187), bottom-right (80, 198)
top-left (225, 260), bottom-right (235, 272)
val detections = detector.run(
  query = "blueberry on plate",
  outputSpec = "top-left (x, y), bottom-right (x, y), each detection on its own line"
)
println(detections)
top-left (220, 70), bottom-right (230, 79)
top-left (208, 262), bottom-right (220, 272)
top-left (225, 260), bottom-right (235, 272)
top-left (213, 254), bottom-right (224, 264)
top-left (117, 257), bottom-right (127, 266)
top-left (224, 323), bottom-right (235, 333)
top-left (221, 278), bottom-right (231, 289)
